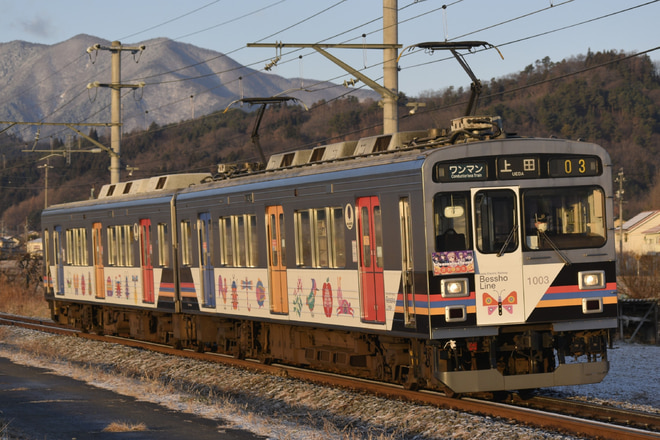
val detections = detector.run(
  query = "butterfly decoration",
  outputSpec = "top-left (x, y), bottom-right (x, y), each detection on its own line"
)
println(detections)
top-left (482, 291), bottom-right (517, 316)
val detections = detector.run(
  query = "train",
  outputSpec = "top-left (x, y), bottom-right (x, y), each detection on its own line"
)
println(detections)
top-left (42, 115), bottom-right (618, 394)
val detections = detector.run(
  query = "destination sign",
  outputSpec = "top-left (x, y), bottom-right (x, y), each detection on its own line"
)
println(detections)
top-left (548, 157), bottom-right (600, 177)
top-left (496, 156), bottom-right (540, 179)
top-left (434, 161), bottom-right (488, 182)
top-left (433, 154), bottom-right (602, 182)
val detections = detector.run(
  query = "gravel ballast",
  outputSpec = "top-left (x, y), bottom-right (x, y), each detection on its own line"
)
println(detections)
top-left (0, 326), bottom-right (657, 439)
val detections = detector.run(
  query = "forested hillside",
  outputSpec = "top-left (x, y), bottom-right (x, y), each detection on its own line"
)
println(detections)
top-left (1, 49), bottom-right (659, 233)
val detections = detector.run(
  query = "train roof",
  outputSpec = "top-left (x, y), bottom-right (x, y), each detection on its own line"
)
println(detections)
top-left (43, 115), bottom-right (611, 213)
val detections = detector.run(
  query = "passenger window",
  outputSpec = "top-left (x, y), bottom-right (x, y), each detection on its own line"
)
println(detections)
top-left (180, 220), bottom-right (192, 266)
top-left (219, 217), bottom-right (234, 266)
top-left (158, 223), bottom-right (170, 267)
top-left (294, 207), bottom-right (346, 268)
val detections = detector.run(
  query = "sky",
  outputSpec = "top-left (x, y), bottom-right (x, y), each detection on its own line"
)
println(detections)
top-left (0, 0), bottom-right (658, 99)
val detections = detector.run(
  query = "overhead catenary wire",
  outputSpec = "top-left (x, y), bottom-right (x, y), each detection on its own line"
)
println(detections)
top-left (70, 1), bottom-right (660, 161)
top-left (3, 1), bottom-right (657, 175)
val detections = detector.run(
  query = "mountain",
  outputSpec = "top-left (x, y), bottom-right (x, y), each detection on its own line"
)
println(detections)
top-left (1, 47), bottom-right (659, 234)
top-left (0, 34), bottom-right (378, 137)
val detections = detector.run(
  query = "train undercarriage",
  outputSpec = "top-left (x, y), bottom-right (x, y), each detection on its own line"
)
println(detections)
top-left (49, 300), bottom-right (610, 395)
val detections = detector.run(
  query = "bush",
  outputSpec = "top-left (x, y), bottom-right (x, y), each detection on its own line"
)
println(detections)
top-left (0, 256), bottom-right (50, 318)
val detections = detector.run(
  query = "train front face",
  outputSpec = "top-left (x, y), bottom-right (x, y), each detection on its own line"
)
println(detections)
top-left (423, 138), bottom-right (617, 393)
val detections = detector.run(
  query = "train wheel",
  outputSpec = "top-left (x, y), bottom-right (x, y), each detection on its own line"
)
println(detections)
top-left (403, 380), bottom-right (419, 391)
top-left (258, 355), bottom-right (274, 365)
top-left (443, 387), bottom-right (462, 398)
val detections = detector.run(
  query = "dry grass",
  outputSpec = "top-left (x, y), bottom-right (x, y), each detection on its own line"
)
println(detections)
top-left (103, 421), bottom-right (148, 432)
top-left (0, 260), bottom-right (50, 319)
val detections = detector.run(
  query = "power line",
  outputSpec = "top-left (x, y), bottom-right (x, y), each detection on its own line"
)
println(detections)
top-left (397, 1), bottom-right (660, 74)
top-left (4, 1), bottom-right (656, 150)
top-left (118, 0), bottom-right (224, 41)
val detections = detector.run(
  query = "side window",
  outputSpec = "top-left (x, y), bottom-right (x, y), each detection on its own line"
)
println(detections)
top-left (219, 217), bottom-right (234, 266)
top-left (316, 209), bottom-right (329, 267)
top-left (105, 225), bottom-right (135, 266)
top-left (217, 215), bottom-right (258, 267)
top-left (119, 225), bottom-right (133, 266)
top-left (106, 226), bottom-right (116, 266)
top-left (247, 214), bottom-right (259, 267)
top-left (65, 228), bottom-right (88, 266)
top-left (180, 220), bottom-right (192, 266)
top-left (235, 215), bottom-right (247, 267)
top-left (331, 207), bottom-right (346, 267)
top-left (433, 192), bottom-right (471, 252)
top-left (157, 223), bottom-right (170, 267)
top-left (295, 210), bottom-right (313, 267)
top-left (294, 207), bottom-right (346, 268)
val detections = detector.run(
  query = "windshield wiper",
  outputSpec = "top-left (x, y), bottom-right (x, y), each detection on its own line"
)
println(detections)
top-left (497, 223), bottom-right (518, 257)
top-left (537, 231), bottom-right (571, 265)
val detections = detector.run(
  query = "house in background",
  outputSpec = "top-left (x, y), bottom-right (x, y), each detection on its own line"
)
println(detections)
top-left (27, 238), bottom-right (43, 256)
top-left (0, 236), bottom-right (21, 251)
top-left (621, 210), bottom-right (660, 256)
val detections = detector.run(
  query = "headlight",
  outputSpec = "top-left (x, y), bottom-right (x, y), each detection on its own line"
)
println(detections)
top-left (441, 278), bottom-right (469, 297)
top-left (578, 270), bottom-right (605, 290)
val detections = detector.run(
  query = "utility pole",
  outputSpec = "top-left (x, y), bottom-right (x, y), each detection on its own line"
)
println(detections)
top-left (616, 168), bottom-right (625, 261)
top-left (248, 1), bottom-right (401, 135)
top-left (38, 160), bottom-right (54, 209)
top-left (87, 41), bottom-right (145, 184)
top-left (382, 0), bottom-right (398, 134)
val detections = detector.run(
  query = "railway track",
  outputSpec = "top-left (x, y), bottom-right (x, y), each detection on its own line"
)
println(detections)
top-left (1, 313), bottom-right (658, 440)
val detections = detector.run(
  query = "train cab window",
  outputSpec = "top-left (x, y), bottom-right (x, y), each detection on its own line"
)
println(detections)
top-left (157, 223), bottom-right (170, 267)
top-left (522, 186), bottom-right (606, 250)
top-left (474, 190), bottom-right (518, 254)
top-left (180, 220), bottom-right (193, 266)
top-left (294, 207), bottom-right (346, 268)
top-left (433, 193), bottom-right (472, 252)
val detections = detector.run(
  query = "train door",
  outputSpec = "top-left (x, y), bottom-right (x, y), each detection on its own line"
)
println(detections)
top-left (399, 197), bottom-right (416, 327)
top-left (43, 229), bottom-right (52, 294)
top-left (266, 205), bottom-right (288, 314)
top-left (198, 213), bottom-right (215, 308)
top-left (471, 188), bottom-right (525, 325)
top-left (92, 222), bottom-right (105, 299)
top-left (139, 218), bottom-right (155, 304)
top-left (357, 196), bottom-right (385, 323)
top-left (53, 225), bottom-right (64, 295)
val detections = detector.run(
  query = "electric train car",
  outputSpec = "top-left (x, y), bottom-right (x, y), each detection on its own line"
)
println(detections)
top-left (42, 116), bottom-right (618, 394)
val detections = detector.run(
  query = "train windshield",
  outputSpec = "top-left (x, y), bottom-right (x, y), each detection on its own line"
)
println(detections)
top-left (522, 186), bottom-right (606, 250)
top-left (433, 192), bottom-right (472, 252)
top-left (474, 189), bottom-right (518, 255)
